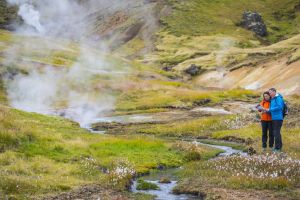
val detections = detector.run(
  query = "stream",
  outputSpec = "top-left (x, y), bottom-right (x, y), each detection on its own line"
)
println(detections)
top-left (130, 141), bottom-right (246, 200)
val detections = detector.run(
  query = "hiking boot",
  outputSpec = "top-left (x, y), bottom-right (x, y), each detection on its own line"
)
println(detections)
top-left (262, 147), bottom-right (267, 152)
top-left (271, 147), bottom-right (275, 151)
top-left (273, 149), bottom-right (281, 153)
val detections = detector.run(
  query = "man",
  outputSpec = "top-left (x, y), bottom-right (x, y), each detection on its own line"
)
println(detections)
top-left (265, 88), bottom-right (284, 152)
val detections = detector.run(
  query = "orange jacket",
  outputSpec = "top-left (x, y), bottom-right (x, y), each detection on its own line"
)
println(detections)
top-left (260, 100), bottom-right (272, 121)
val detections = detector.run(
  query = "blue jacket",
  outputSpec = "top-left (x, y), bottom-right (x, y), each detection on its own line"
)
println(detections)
top-left (269, 94), bottom-right (284, 120)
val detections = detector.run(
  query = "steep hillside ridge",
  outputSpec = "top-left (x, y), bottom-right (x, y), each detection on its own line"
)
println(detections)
top-left (1, 0), bottom-right (300, 96)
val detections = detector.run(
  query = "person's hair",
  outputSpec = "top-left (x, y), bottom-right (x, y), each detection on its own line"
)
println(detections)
top-left (269, 88), bottom-right (276, 93)
top-left (263, 91), bottom-right (271, 100)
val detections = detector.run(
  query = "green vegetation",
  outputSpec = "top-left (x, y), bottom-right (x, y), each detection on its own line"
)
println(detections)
top-left (147, 0), bottom-right (300, 70)
top-left (0, 0), bottom-right (17, 28)
top-left (116, 88), bottom-right (258, 112)
top-left (0, 105), bottom-right (185, 199)
top-left (170, 109), bottom-right (300, 198)
top-left (171, 111), bottom-right (300, 198)
top-left (212, 124), bottom-right (300, 157)
top-left (287, 48), bottom-right (300, 64)
top-left (112, 115), bottom-right (233, 137)
top-left (0, 0), bottom-right (300, 198)
top-left (0, 103), bottom-right (231, 199)
top-left (136, 179), bottom-right (159, 190)
top-left (162, 0), bottom-right (300, 43)
top-left (172, 141), bottom-right (222, 161)
top-left (174, 157), bottom-right (300, 199)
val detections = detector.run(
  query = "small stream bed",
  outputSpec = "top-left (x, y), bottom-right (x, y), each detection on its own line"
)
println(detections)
top-left (130, 141), bottom-right (246, 200)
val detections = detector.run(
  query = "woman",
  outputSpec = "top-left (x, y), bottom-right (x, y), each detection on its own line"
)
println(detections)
top-left (256, 91), bottom-right (274, 150)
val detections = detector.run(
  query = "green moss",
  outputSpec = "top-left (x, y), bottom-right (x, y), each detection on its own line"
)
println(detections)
top-left (136, 179), bottom-right (159, 190)
top-left (89, 137), bottom-right (182, 173)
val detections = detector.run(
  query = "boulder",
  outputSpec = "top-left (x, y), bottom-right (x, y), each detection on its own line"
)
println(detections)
top-left (162, 65), bottom-right (174, 71)
top-left (240, 11), bottom-right (267, 37)
top-left (184, 64), bottom-right (202, 76)
top-left (159, 177), bottom-right (171, 184)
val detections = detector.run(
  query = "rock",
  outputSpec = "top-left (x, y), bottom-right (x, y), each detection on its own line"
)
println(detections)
top-left (159, 177), bottom-right (171, 184)
top-left (247, 146), bottom-right (257, 155)
top-left (240, 11), bottom-right (267, 37)
top-left (221, 136), bottom-right (246, 143)
top-left (162, 65), bottom-right (174, 71)
top-left (193, 98), bottom-right (211, 106)
top-left (157, 163), bottom-right (166, 170)
top-left (184, 64), bottom-right (202, 76)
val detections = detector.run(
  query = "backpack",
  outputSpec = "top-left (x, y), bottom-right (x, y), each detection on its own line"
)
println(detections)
top-left (283, 101), bottom-right (289, 118)
top-left (275, 96), bottom-right (289, 118)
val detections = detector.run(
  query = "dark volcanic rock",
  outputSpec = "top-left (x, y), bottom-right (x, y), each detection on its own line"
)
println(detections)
top-left (184, 64), bottom-right (202, 76)
top-left (162, 65), bottom-right (174, 71)
top-left (247, 146), bottom-right (257, 155)
top-left (193, 98), bottom-right (211, 106)
top-left (240, 11), bottom-right (267, 37)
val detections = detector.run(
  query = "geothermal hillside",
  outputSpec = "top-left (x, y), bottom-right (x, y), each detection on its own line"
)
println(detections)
top-left (0, 0), bottom-right (299, 200)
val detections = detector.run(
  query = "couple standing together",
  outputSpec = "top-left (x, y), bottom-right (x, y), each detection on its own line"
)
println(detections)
top-left (257, 88), bottom-right (287, 152)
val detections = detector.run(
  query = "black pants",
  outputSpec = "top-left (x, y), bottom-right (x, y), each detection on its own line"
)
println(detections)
top-left (272, 120), bottom-right (283, 150)
top-left (261, 121), bottom-right (274, 148)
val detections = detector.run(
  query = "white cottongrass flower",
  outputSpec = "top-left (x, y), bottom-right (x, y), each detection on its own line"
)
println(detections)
top-left (207, 153), bottom-right (300, 181)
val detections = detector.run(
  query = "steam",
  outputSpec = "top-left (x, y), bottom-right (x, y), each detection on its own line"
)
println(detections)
top-left (216, 38), bottom-right (235, 67)
top-left (7, 0), bottom-right (102, 38)
top-left (4, 43), bottom-right (119, 127)
top-left (3, 0), bottom-right (156, 127)
top-left (214, 38), bottom-right (235, 80)
top-left (18, 3), bottom-right (45, 34)
top-left (7, 67), bottom-right (62, 113)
